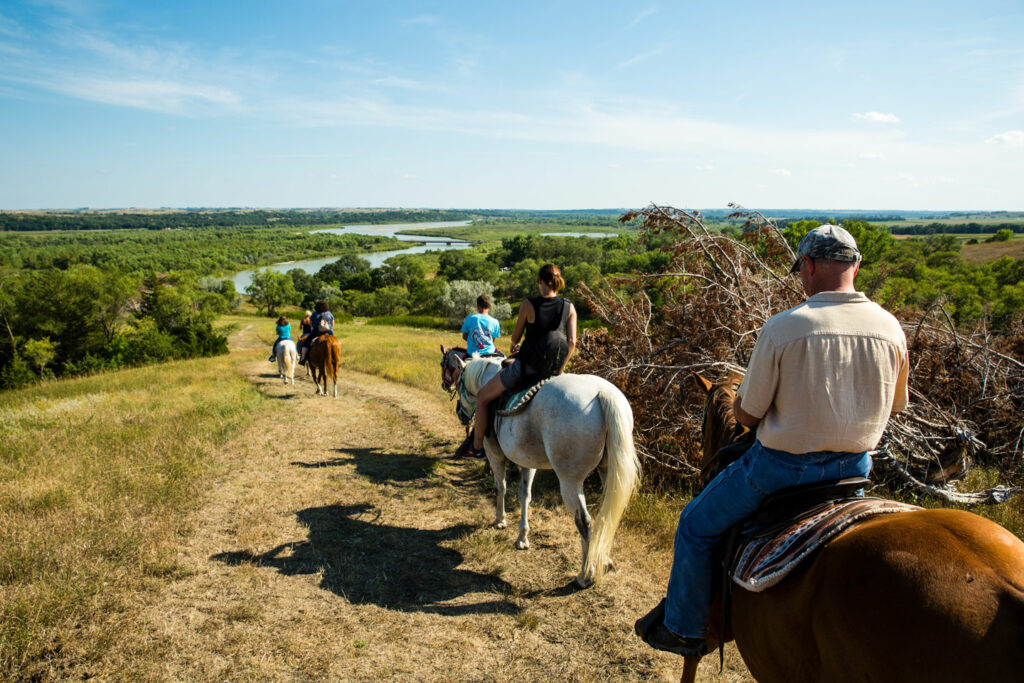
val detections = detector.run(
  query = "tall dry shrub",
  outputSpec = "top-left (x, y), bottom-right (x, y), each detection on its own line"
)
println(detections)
top-left (574, 204), bottom-right (1024, 503)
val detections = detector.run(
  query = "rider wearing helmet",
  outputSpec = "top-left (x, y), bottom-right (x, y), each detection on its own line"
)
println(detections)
top-left (463, 264), bottom-right (578, 459)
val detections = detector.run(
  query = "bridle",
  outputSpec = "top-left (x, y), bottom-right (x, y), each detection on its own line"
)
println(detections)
top-left (441, 348), bottom-right (476, 425)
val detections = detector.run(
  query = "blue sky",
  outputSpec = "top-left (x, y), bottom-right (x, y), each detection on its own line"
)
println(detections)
top-left (1, 1), bottom-right (1022, 210)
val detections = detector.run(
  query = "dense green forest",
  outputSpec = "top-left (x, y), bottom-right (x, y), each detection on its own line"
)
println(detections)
top-left (0, 268), bottom-right (233, 389)
top-left (783, 221), bottom-right (1024, 327)
top-left (0, 226), bottom-right (398, 274)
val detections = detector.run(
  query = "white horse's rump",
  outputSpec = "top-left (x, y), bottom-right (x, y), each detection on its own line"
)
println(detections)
top-left (276, 339), bottom-right (297, 385)
top-left (456, 356), bottom-right (641, 587)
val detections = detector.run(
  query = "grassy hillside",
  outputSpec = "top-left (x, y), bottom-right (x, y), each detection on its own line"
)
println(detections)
top-left (0, 350), bottom-right (260, 676)
top-left (2, 314), bottom-right (1021, 679)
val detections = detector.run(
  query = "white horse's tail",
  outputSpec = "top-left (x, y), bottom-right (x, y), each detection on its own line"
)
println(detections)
top-left (284, 344), bottom-right (297, 383)
top-left (585, 385), bottom-right (641, 584)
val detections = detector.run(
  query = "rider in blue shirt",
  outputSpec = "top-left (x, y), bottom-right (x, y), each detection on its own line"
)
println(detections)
top-left (461, 294), bottom-right (502, 356)
top-left (269, 316), bottom-right (291, 362)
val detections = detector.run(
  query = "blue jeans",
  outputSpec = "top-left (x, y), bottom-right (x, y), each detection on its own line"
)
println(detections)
top-left (663, 441), bottom-right (871, 638)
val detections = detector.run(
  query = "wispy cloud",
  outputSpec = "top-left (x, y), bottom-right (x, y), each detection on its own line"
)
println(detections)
top-left (0, 12), bottom-right (26, 39)
top-left (50, 77), bottom-right (240, 113)
top-left (859, 151), bottom-right (886, 160)
top-left (617, 46), bottom-right (665, 69)
top-left (371, 76), bottom-right (443, 92)
top-left (851, 111), bottom-right (901, 124)
top-left (772, 169), bottom-right (792, 177)
top-left (404, 14), bottom-right (438, 26)
top-left (986, 130), bottom-right (1024, 146)
top-left (628, 7), bottom-right (657, 27)
top-left (892, 172), bottom-right (954, 187)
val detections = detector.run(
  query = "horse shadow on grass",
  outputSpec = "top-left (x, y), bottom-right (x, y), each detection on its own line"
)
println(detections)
top-left (212, 503), bottom-right (515, 616)
top-left (291, 447), bottom-right (440, 486)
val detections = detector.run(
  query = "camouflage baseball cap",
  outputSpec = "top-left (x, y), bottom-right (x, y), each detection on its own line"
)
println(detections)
top-left (789, 224), bottom-right (861, 273)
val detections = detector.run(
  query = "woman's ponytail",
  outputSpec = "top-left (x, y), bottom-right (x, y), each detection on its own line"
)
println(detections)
top-left (538, 263), bottom-right (564, 293)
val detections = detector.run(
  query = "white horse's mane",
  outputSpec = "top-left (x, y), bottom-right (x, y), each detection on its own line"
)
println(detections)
top-left (461, 356), bottom-right (501, 394)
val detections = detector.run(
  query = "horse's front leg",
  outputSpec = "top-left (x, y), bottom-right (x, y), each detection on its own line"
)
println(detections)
top-left (516, 467), bottom-right (537, 549)
top-left (488, 452), bottom-right (508, 529)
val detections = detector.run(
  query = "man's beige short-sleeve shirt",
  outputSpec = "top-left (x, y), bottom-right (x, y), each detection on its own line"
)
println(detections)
top-left (737, 291), bottom-right (908, 454)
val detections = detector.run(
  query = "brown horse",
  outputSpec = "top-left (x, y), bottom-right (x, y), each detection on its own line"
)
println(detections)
top-left (679, 375), bottom-right (1024, 683)
top-left (307, 333), bottom-right (340, 397)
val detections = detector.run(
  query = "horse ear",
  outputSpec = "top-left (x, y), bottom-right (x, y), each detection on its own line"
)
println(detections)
top-left (440, 344), bottom-right (447, 355)
top-left (693, 373), bottom-right (714, 394)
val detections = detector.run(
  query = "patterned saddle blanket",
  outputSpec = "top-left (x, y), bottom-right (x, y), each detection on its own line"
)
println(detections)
top-left (731, 497), bottom-right (921, 592)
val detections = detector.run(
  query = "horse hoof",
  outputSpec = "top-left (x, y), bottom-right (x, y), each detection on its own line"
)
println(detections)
top-left (494, 519), bottom-right (507, 529)
top-left (575, 574), bottom-right (595, 589)
top-left (515, 539), bottom-right (530, 550)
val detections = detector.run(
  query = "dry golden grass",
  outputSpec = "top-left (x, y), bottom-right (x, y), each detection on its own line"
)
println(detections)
top-left (961, 238), bottom-right (1024, 264)
top-left (0, 352), bottom-right (259, 677)
top-left (2, 316), bottom-right (751, 681)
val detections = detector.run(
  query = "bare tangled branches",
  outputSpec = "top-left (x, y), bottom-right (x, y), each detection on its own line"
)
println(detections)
top-left (573, 204), bottom-right (1024, 504)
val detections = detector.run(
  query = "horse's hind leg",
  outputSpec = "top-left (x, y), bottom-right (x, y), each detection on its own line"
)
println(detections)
top-left (558, 478), bottom-right (594, 587)
top-left (515, 467), bottom-right (537, 549)
top-left (489, 453), bottom-right (508, 529)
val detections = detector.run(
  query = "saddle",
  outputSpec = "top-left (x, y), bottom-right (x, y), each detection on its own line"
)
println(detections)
top-left (709, 477), bottom-right (919, 668)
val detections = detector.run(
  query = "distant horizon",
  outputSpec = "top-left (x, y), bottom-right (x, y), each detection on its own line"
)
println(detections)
top-left (3, 206), bottom-right (1022, 216)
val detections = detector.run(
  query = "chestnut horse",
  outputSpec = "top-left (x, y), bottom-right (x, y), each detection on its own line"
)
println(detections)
top-left (307, 334), bottom-right (340, 397)
top-left (679, 375), bottom-right (1024, 683)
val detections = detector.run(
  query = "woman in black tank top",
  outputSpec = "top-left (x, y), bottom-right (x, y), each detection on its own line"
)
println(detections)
top-left (463, 264), bottom-right (578, 459)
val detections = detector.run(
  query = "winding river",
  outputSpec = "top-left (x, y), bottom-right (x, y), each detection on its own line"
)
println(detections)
top-left (230, 221), bottom-right (471, 291)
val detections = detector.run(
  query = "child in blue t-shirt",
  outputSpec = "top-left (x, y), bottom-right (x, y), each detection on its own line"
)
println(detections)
top-left (269, 316), bottom-right (291, 362)
top-left (461, 294), bottom-right (502, 356)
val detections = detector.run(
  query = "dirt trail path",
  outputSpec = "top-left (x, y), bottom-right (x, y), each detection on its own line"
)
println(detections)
top-left (108, 323), bottom-right (752, 681)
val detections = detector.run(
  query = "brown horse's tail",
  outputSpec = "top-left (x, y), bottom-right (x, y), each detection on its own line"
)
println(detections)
top-left (327, 337), bottom-right (340, 385)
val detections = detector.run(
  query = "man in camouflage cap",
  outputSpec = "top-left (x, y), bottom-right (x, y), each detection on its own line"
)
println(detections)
top-left (789, 223), bottom-right (862, 273)
top-left (637, 223), bottom-right (908, 658)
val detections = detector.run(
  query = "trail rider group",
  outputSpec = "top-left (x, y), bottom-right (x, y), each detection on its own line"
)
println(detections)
top-left (268, 228), bottom-right (1024, 673)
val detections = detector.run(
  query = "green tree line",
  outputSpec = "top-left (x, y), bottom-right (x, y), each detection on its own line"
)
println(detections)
top-left (0, 209), bottom-right (487, 231)
top-left (0, 226), bottom-right (397, 274)
top-left (782, 220), bottom-right (1024, 328)
top-left (247, 232), bottom-right (675, 320)
top-left (0, 268), bottom-right (233, 389)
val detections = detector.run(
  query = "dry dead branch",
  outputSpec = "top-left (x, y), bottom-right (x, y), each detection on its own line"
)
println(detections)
top-left (574, 204), bottom-right (1024, 504)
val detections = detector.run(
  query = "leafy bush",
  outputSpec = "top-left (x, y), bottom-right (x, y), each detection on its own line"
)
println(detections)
top-left (439, 280), bottom-right (512, 325)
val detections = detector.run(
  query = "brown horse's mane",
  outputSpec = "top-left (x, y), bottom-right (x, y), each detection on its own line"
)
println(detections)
top-left (698, 381), bottom-right (746, 487)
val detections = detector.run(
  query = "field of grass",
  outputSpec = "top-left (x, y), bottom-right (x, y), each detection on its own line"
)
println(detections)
top-left (334, 322), bottom-right (464, 390)
top-left (0, 352), bottom-right (261, 676)
top-left (961, 238), bottom-right (1024, 264)
top-left (893, 216), bottom-right (1024, 227)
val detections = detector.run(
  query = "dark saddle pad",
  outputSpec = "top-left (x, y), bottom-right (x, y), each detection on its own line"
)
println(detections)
top-left (724, 479), bottom-right (920, 592)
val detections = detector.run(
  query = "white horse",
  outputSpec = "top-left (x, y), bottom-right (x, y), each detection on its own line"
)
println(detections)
top-left (445, 351), bottom-right (641, 587)
top-left (276, 338), bottom-right (297, 385)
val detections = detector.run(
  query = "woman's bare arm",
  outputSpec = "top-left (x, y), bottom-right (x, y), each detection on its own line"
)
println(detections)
top-left (509, 299), bottom-right (532, 352)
